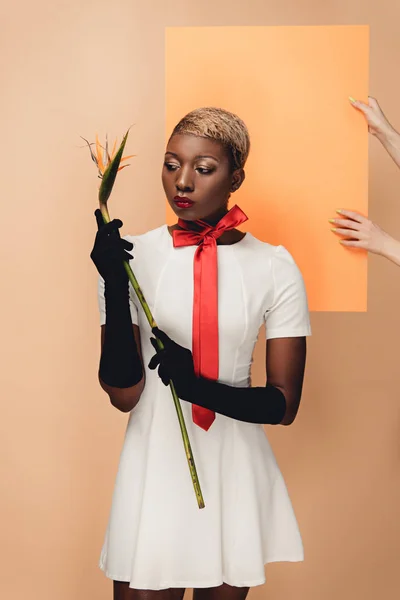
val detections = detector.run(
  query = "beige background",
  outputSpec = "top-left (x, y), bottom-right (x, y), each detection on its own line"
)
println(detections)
top-left (1, 1), bottom-right (400, 599)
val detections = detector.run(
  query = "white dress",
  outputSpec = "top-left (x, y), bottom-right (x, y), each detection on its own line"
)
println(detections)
top-left (98, 224), bottom-right (311, 590)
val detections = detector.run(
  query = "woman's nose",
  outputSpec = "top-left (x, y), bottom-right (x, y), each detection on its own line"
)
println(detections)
top-left (175, 167), bottom-right (194, 192)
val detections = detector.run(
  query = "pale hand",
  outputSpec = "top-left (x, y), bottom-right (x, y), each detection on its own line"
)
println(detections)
top-left (349, 96), bottom-right (394, 139)
top-left (330, 209), bottom-right (392, 255)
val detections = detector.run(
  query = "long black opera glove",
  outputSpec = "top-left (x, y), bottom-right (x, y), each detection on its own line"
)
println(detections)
top-left (148, 328), bottom-right (286, 425)
top-left (90, 209), bottom-right (143, 388)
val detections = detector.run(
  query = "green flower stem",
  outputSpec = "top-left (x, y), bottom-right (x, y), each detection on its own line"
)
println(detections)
top-left (100, 204), bottom-right (205, 509)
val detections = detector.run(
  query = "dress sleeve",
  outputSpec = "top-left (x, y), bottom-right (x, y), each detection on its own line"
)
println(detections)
top-left (97, 274), bottom-right (139, 326)
top-left (264, 245), bottom-right (311, 339)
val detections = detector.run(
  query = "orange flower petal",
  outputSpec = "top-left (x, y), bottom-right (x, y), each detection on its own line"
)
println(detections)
top-left (105, 135), bottom-right (111, 166)
top-left (117, 164), bottom-right (130, 172)
top-left (111, 138), bottom-right (117, 160)
top-left (96, 134), bottom-right (105, 174)
top-left (120, 154), bottom-right (135, 163)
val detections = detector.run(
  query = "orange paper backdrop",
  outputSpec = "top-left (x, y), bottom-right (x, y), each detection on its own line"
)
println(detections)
top-left (165, 26), bottom-right (369, 311)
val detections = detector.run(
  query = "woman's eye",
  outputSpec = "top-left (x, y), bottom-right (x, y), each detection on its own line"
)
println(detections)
top-left (164, 163), bottom-right (179, 171)
top-left (196, 167), bottom-right (213, 175)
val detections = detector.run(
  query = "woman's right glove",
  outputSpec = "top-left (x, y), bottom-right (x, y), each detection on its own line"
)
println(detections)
top-left (91, 209), bottom-right (143, 390)
top-left (90, 209), bottom-right (133, 289)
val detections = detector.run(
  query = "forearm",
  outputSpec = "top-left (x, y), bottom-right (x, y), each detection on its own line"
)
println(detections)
top-left (99, 283), bottom-right (144, 405)
top-left (377, 127), bottom-right (400, 169)
top-left (180, 378), bottom-right (288, 425)
top-left (380, 235), bottom-right (400, 266)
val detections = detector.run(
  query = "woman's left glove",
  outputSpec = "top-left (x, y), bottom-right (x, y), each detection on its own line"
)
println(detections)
top-left (148, 328), bottom-right (196, 398)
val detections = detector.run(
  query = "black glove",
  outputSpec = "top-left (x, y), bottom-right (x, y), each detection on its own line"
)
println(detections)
top-left (148, 328), bottom-right (286, 425)
top-left (148, 327), bottom-right (196, 397)
top-left (90, 209), bottom-right (133, 289)
top-left (91, 210), bottom-right (143, 389)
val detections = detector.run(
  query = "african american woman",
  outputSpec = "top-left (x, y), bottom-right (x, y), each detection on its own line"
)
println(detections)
top-left (91, 107), bottom-right (311, 600)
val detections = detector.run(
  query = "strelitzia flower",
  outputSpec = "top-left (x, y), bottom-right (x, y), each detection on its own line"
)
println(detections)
top-left (81, 131), bottom-right (134, 205)
top-left (84, 129), bottom-right (205, 509)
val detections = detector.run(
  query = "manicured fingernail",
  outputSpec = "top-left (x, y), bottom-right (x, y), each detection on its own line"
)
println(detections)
top-left (336, 209), bottom-right (343, 214)
top-left (330, 228), bottom-right (337, 232)
top-left (328, 219), bottom-right (336, 223)
top-left (349, 96), bottom-right (356, 103)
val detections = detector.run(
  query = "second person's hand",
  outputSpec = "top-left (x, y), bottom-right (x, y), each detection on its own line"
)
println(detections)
top-left (349, 96), bottom-right (394, 140)
top-left (349, 95), bottom-right (400, 170)
top-left (329, 209), bottom-right (397, 257)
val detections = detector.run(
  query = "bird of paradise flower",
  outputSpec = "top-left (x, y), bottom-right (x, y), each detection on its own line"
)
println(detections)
top-left (83, 129), bottom-right (205, 509)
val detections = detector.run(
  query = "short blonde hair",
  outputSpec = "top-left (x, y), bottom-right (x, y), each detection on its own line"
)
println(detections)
top-left (170, 107), bottom-right (250, 171)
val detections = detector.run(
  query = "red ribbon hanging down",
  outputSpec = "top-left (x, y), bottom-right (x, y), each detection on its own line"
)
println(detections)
top-left (172, 205), bottom-right (248, 431)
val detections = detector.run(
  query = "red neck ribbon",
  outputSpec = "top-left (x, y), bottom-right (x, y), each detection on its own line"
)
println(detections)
top-left (172, 204), bottom-right (248, 431)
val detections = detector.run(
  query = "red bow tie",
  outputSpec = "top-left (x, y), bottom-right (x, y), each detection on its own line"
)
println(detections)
top-left (172, 205), bottom-right (248, 431)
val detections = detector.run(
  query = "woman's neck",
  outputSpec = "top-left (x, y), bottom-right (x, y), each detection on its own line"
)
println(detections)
top-left (167, 223), bottom-right (246, 246)
top-left (167, 205), bottom-right (246, 245)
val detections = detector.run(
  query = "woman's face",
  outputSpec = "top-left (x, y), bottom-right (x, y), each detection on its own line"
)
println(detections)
top-left (162, 134), bottom-right (244, 223)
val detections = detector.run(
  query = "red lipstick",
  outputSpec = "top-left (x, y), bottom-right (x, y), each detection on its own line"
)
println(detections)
top-left (174, 196), bottom-right (194, 209)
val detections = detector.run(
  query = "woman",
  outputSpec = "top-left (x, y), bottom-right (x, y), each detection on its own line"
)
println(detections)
top-left (91, 107), bottom-right (311, 600)
top-left (330, 97), bottom-right (400, 265)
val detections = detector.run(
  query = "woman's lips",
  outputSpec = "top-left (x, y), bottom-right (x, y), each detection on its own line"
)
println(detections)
top-left (174, 196), bottom-right (194, 209)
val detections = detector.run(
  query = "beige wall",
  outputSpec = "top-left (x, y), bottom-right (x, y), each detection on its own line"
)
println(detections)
top-left (2, 1), bottom-right (400, 599)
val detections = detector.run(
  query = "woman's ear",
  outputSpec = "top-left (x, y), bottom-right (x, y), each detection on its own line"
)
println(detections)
top-left (231, 169), bottom-right (245, 193)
